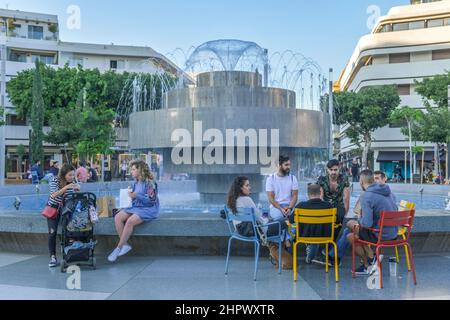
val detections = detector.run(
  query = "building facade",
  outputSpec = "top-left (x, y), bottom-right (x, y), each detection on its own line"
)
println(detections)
top-left (0, 9), bottom-right (182, 182)
top-left (335, 0), bottom-right (450, 179)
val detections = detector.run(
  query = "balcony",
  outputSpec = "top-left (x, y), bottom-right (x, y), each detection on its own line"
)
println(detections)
top-left (349, 59), bottom-right (450, 91)
top-left (340, 25), bottom-right (450, 90)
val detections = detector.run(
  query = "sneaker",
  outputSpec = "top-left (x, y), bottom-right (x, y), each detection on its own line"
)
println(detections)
top-left (48, 255), bottom-right (58, 268)
top-left (354, 264), bottom-right (369, 276)
top-left (118, 244), bottom-right (132, 257)
top-left (108, 247), bottom-right (121, 263)
top-left (332, 257), bottom-right (342, 267)
top-left (312, 255), bottom-right (332, 267)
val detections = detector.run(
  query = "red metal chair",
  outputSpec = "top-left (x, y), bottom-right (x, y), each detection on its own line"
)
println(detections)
top-left (351, 209), bottom-right (417, 288)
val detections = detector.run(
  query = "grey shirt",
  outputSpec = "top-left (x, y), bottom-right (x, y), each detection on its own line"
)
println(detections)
top-left (234, 196), bottom-right (268, 233)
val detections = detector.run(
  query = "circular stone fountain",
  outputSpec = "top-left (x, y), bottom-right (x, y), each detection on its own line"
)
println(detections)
top-left (129, 70), bottom-right (330, 203)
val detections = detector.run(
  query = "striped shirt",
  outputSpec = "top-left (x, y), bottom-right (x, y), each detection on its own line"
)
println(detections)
top-left (47, 176), bottom-right (76, 208)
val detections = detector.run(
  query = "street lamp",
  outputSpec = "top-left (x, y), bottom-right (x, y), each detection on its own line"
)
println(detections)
top-left (0, 44), bottom-right (7, 186)
top-left (328, 68), bottom-right (334, 160)
top-left (447, 85), bottom-right (450, 181)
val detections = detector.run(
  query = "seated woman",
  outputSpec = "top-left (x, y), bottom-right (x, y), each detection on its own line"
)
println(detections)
top-left (227, 176), bottom-right (269, 236)
top-left (108, 159), bottom-right (160, 262)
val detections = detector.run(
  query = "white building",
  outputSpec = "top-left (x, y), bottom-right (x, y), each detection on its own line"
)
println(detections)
top-left (0, 9), bottom-right (183, 182)
top-left (335, 0), bottom-right (450, 179)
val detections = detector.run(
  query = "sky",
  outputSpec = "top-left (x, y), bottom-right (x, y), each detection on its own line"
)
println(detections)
top-left (2, 0), bottom-right (410, 76)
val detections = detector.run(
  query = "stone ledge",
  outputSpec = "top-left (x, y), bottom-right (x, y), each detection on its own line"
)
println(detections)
top-left (1, 209), bottom-right (450, 236)
top-left (0, 211), bottom-right (228, 237)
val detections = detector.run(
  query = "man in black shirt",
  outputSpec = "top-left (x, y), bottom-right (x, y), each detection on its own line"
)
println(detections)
top-left (351, 159), bottom-right (360, 182)
top-left (290, 183), bottom-right (333, 264)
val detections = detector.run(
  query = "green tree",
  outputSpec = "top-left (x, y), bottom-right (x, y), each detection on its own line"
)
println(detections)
top-left (415, 71), bottom-right (450, 109)
top-left (334, 85), bottom-right (401, 168)
top-left (415, 72), bottom-right (450, 178)
top-left (6, 64), bottom-right (56, 120)
top-left (30, 61), bottom-right (45, 165)
top-left (7, 65), bottom-right (176, 166)
top-left (389, 106), bottom-right (424, 182)
top-left (75, 106), bottom-right (116, 160)
top-left (6, 66), bottom-right (175, 121)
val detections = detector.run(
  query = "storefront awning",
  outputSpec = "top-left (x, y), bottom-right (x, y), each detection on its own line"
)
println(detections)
top-left (377, 151), bottom-right (435, 162)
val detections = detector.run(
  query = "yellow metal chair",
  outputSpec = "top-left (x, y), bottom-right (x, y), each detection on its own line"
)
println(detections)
top-left (395, 200), bottom-right (416, 271)
top-left (293, 208), bottom-right (339, 283)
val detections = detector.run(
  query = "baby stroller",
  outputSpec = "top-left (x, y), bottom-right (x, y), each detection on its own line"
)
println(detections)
top-left (59, 192), bottom-right (97, 272)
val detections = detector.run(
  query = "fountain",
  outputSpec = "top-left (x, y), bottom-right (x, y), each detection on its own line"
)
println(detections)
top-left (125, 40), bottom-right (330, 203)
top-left (115, 71), bottom-right (178, 127)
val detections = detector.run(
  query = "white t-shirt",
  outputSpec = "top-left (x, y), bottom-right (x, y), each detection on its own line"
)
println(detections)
top-left (265, 172), bottom-right (299, 208)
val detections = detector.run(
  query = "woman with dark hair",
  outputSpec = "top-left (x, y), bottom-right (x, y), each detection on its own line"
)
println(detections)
top-left (46, 164), bottom-right (80, 267)
top-left (108, 159), bottom-right (160, 262)
top-left (227, 176), bottom-right (267, 235)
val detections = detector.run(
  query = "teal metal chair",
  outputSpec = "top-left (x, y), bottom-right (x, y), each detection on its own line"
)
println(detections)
top-left (224, 206), bottom-right (283, 281)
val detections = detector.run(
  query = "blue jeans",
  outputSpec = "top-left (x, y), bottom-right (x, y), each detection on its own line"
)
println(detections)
top-left (330, 227), bottom-right (351, 259)
top-left (270, 203), bottom-right (293, 242)
top-left (307, 227), bottom-right (351, 259)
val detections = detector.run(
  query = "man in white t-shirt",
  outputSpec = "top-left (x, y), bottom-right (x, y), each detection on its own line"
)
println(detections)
top-left (266, 155), bottom-right (299, 245)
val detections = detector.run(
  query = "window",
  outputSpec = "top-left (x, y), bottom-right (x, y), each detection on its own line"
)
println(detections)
top-left (379, 24), bottom-right (392, 33)
top-left (432, 49), bottom-right (450, 60)
top-left (389, 53), bottom-right (410, 64)
top-left (445, 18), bottom-right (450, 26)
top-left (8, 51), bottom-right (27, 62)
top-left (6, 115), bottom-right (26, 126)
top-left (28, 25), bottom-right (43, 40)
top-left (110, 60), bottom-right (125, 69)
top-left (397, 84), bottom-right (411, 96)
top-left (389, 120), bottom-right (408, 128)
top-left (409, 21), bottom-right (425, 30)
top-left (428, 18), bottom-right (444, 28)
top-left (31, 54), bottom-right (55, 65)
top-left (393, 22), bottom-right (409, 31)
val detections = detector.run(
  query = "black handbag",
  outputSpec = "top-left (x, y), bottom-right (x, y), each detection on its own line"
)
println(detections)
top-left (236, 222), bottom-right (255, 237)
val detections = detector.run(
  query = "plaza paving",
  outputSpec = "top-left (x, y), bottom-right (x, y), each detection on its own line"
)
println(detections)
top-left (0, 251), bottom-right (449, 300)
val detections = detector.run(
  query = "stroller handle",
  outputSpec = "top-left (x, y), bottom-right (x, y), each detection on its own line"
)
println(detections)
top-left (62, 192), bottom-right (97, 206)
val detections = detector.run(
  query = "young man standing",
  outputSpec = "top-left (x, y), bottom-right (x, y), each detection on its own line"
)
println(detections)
top-left (312, 159), bottom-right (350, 265)
top-left (318, 159), bottom-right (350, 228)
top-left (266, 155), bottom-right (299, 247)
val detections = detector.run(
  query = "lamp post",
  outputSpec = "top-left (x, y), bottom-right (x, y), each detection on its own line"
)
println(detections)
top-left (447, 85), bottom-right (450, 181)
top-left (328, 68), bottom-right (334, 160)
top-left (0, 44), bottom-right (7, 186)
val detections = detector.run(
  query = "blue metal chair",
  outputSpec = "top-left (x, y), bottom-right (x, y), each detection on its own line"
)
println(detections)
top-left (224, 206), bottom-right (283, 281)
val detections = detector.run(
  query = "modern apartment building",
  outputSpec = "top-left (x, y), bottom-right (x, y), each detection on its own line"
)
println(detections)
top-left (0, 9), bottom-right (183, 182)
top-left (334, 0), bottom-right (450, 179)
